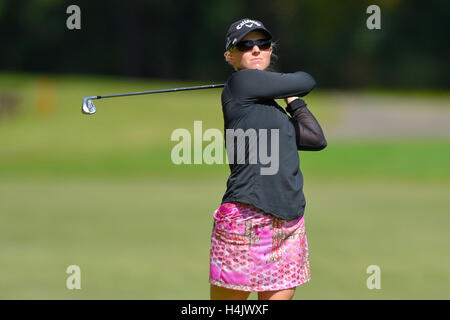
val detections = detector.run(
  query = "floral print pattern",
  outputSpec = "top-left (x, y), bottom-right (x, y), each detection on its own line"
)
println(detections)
top-left (209, 202), bottom-right (310, 292)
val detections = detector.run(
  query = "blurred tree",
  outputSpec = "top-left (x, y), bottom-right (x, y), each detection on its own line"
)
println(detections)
top-left (0, 0), bottom-right (448, 89)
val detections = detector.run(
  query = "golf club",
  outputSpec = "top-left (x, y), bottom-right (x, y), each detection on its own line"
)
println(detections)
top-left (82, 83), bottom-right (225, 115)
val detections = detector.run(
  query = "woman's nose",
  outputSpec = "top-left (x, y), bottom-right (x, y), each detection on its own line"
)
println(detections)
top-left (252, 45), bottom-right (261, 54)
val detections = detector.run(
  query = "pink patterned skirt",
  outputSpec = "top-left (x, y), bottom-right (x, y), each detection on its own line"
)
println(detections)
top-left (209, 202), bottom-right (310, 292)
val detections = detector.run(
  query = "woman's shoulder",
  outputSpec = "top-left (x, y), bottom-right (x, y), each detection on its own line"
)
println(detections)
top-left (222, 70), bottom-right (254, 105)
top-left (225, 69), bottom-right (270, 93)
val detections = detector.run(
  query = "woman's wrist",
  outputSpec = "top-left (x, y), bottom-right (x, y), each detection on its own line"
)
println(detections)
top-left (284, 97), bottom-right (299, 104)
top-left (286, 98), bottom-right (307, 115)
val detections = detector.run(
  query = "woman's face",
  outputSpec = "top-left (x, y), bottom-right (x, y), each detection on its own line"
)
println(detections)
top-left (226, 31), bottom-right (272, 71)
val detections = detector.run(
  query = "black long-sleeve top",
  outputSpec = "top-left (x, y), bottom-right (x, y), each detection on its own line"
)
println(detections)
top-left (221, 68), bottom-right (326, 220)
top-left (287, 98), bottom-right (327, 151)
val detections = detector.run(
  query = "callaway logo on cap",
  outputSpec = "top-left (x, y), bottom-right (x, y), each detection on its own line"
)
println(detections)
top-left (236, 19), bottom-right (262, 29)
top-left (225, 18), bottom-right (272, 51)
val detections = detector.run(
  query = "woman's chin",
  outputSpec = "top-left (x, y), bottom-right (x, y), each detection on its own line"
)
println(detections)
top-left (250, 64), bottom-right (267, 70)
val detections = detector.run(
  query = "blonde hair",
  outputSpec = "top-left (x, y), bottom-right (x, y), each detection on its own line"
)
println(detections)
top-left (223, 47), bottom-right (237, 70)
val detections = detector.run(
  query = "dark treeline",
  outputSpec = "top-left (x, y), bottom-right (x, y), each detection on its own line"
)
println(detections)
top-left (0, 0), bottom-right (448, 89)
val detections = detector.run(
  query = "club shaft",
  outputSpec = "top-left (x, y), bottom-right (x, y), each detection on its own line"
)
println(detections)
top-left (94, 84), bottom-right (225, 100)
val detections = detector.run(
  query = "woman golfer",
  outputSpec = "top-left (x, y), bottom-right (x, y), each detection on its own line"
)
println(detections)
top-left (209, 18), bottom-right (327, 300)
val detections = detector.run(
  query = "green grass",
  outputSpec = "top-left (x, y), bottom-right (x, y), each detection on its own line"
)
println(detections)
top-left (1, 177), bottom-right (449, 299)
top-left (0, 72), bottom-right (449, 299)
top-left (1, 141), bottom-right (449, 183)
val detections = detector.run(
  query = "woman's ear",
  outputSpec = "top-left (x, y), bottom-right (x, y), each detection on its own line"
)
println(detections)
top-left (224, 50), bottom-right (239, 70)
top-left (224, 51), bottom-right (233, 64)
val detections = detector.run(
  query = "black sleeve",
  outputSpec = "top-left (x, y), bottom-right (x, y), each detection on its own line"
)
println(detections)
top-left (286, 98), bottom-right (327, 151)
top-left (227, 69), bottom-right (316, 102)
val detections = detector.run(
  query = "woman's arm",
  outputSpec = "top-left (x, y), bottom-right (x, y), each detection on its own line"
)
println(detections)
top-left (227, 69), bottom-right (316, 101)
top-left (285, 98), bottom-right (327, 151)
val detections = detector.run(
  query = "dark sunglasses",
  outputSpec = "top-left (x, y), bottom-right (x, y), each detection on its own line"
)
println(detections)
top-left (234, 39), bottom-right (271, 52)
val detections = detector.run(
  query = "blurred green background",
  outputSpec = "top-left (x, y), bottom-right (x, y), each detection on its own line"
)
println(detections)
top-left (1, 73), bottom-right (449, 299)
top-left (1, 0), bottom-right (449, 300)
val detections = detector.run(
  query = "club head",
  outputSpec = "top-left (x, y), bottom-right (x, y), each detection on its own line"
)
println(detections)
top-left (82, 96), bottom-right (97, 115)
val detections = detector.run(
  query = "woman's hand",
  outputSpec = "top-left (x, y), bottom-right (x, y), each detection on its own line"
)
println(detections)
top-left (284, 96), bottom-right (300, 105)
